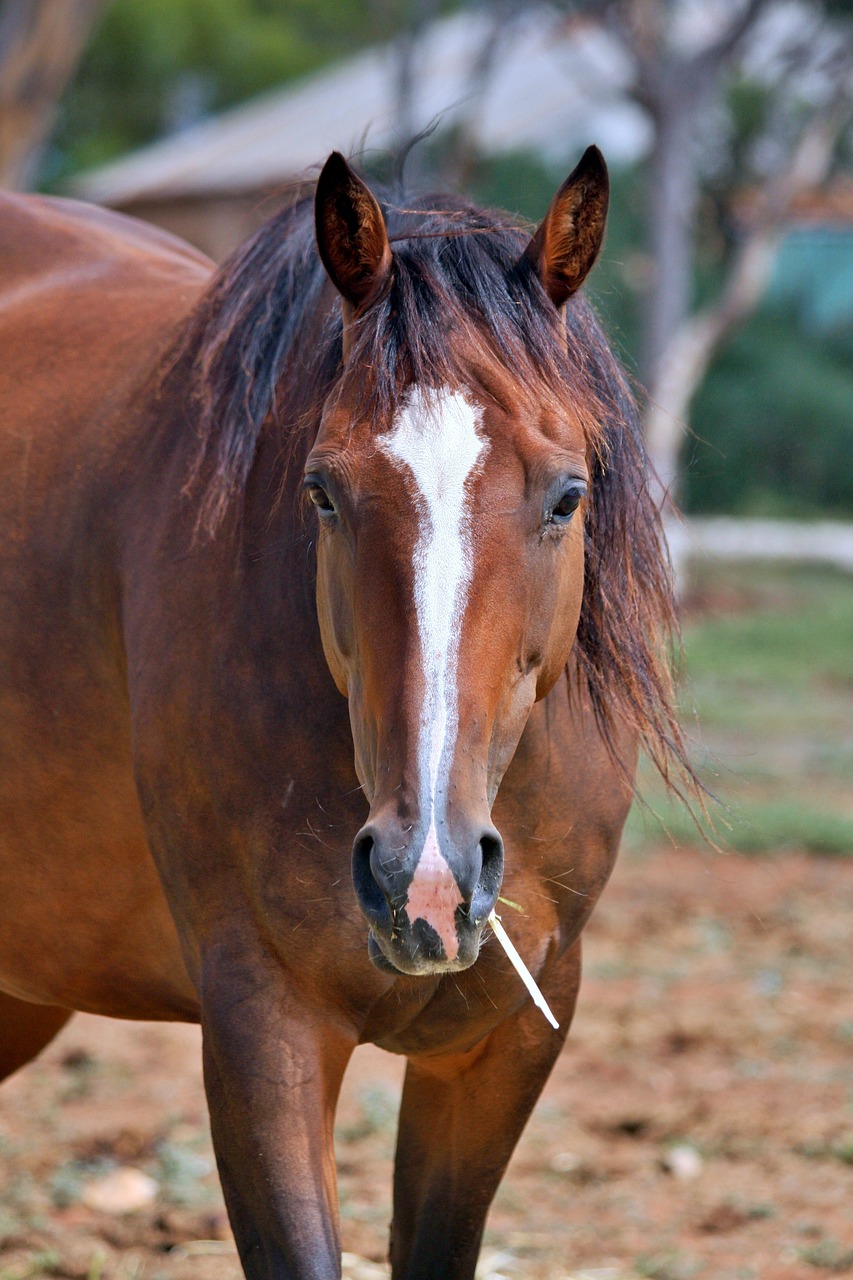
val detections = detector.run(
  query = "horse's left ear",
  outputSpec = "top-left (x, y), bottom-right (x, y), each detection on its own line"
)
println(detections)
top-left (523, 145), bottom-right (609, 308)
top-left (315, 152), bottom-right (392, 313)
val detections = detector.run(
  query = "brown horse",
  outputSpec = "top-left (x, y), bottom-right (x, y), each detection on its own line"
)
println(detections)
top-left (0, 148), bottom-right (690, 1278)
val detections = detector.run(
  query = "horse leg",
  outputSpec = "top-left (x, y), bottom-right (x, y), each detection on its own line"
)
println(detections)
top-left (200, 945), bottom-right (355, 1280)
top-left (0, 990), bottom-right (73, 1083)
top-left (389, 942), bottom-right (582, 1280)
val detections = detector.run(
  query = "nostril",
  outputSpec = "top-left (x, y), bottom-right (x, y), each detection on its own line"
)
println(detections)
top-left (479, 831), bottom-right (504, 891)
top-left (469, 830), bottom-right (505, 924)
top-left (352, 830), bottom-right (388, 922)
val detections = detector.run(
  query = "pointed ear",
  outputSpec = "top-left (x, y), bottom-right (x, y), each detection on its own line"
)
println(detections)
top-left (523, 146), bottom-right (609, 308)
top-left (315, 152), bottom-right (392, 312)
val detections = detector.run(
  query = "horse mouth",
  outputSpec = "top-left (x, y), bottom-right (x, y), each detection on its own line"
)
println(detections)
top-left (367, 926), bottom-right (479, 977)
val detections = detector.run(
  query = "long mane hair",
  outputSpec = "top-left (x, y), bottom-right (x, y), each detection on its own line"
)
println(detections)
top-left (171, 177), bottom-right (697, 798)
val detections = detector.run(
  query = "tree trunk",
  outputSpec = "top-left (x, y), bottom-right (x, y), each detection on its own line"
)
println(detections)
top-left (0, 0), bottom-right (107, 191)
top-left (643, 93), bottom-right (698, 394)
top-left (643, 99), bottom-right (847, 510)
top-left (640, 73), bottom-right (706, 506)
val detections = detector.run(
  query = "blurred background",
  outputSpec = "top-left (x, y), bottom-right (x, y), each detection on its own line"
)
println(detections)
top-left (0, 3), bottom-right (851, 1279)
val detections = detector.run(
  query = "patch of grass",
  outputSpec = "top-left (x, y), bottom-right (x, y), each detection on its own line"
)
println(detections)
top-left (86, 1252), bottom-right (106, 1280)
top-left (336, 1084), bottom-right (399, 1144)
top-left (796, 1135), bottom-right (853, 1165)
top-left (799, 1238), bottom-right (853, 1272)
top-left (155, 1140), bottom-right (216, 1206)
top-left (629, 562), bottom-right (853, 855)
top-left (635, 1251), bottom-right (703, 1280)
top-left (0, 1251), bottom-right (61, 1280)
top-left (48, 1156), bottom-right (112, 1209)
top-left (626, 796), bottom-right (853, 856)
top-left (831, 1138), bottom-right (853, 1166)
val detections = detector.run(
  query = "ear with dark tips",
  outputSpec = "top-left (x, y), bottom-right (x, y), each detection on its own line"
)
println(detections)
top-left (315, 152), bottom-right (392, 311)
top-left (523, 145), bottom-right (609, 308)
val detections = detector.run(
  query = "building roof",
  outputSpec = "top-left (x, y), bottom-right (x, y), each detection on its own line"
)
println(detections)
top-left (73, 9), bottom-right (650, 207)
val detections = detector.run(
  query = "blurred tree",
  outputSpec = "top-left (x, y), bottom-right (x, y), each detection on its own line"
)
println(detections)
top-left (448, 1), bottom-right (851, 512)
top-left (45, 0), bottom-right (457, 187)
top-left (20, 0), bottom-right (852, 523)
top-left (0, 0), bottom-right (108, 189)
top-left (573, 0), bottom-right (852, 509)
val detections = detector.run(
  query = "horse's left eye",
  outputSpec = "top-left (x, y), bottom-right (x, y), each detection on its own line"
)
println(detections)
top-left (305, 483), bottom-right (336, 516)
top-left (549, 485), bottom-right (586, 523)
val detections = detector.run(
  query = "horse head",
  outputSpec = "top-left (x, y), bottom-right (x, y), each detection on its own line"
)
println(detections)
top-left (306, 150), bottom-right (609, 976)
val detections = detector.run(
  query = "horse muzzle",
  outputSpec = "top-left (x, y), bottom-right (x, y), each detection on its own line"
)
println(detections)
top-left (352, 815), bottom-right (504, 975)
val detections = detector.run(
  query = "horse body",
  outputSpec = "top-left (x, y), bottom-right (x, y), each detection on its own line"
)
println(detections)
top-left (0, 193), bottom-right (207, 1021)
top-left (0, 155), bottom-right (682, 1278)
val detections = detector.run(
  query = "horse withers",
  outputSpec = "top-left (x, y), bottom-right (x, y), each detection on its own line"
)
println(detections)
top-left (0, 149), bottom-right (690, 1278)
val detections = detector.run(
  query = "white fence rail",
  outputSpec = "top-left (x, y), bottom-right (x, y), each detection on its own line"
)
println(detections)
top-left (669, 518), bottom-right (853, 573)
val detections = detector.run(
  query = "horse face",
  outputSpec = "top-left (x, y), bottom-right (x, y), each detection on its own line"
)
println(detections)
top-left (307, 369), bottom-right (588, 975)
top-left (309, 151), bottom-right (607, 976)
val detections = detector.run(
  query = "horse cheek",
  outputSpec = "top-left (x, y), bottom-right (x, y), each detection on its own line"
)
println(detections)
top-left (535, 526), bottom-right (585, 699)
top-left (315, 541), bottom-right (353, 697)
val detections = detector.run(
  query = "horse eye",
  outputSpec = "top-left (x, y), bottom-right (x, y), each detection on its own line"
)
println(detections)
top-left (306, 483), bottom-right (336, 516)
top-left (549, 485), bottom-right (586, 523)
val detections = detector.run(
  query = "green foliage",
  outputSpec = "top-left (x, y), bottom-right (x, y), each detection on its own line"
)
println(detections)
top-left (470, 150), bottom-right (561, 223)
top-left (46, 0), bottom-right (411, 186)
top-left (684, 313), bottom-right (853, 517)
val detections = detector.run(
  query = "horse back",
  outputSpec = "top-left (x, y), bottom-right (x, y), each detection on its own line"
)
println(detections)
top-left (0, 194), bottom-right (210, 1019)
top-left (0, 191), bottom-right (212, 512)
top-left (0, 190), bottom-right (210, 289)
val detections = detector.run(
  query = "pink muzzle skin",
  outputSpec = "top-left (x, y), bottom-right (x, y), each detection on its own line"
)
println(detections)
top-left (404, 827), bottom-right (464, 960)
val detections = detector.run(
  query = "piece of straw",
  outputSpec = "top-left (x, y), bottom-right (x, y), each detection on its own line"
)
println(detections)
top-left (487, 911), bottom-right (560, 1029)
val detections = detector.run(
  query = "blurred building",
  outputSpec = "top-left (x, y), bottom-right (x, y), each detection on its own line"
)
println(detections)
top-left (71, 9), bottom-right (650, 260)
top-left (765, 181), bottom-right (853, 334)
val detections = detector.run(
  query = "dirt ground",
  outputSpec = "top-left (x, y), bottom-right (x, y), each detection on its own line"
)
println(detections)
top-left (1, 845), bottom-right (851, 1280)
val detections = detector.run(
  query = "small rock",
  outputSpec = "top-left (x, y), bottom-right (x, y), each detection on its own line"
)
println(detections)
top-left (80, 1167), bottom-right (158, 1214)
top-left (550, 1151), bottom-right (583, 1174)
top-left (662, 1144), bottom-right (703, 1180)
top-left (572, 1270), bottom-right (630, 1279)
top-left (341, 1254), bottom-right (387, 1280)
top-left (476, 1250), bottom-right (518, 1278)
top-left (549, 1151), bottom-right (599, 1184)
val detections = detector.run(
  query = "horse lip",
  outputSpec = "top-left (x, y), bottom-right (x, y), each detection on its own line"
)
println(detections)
top-left (367, 930), bottom-right (406, 974)
top-left (367, 926), bottom-right (480, 977)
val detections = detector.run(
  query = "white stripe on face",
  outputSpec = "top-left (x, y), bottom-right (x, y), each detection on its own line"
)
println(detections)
top-left (378, 386), bottom-right (488, 959)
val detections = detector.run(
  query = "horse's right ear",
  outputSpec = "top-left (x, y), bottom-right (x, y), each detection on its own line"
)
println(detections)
top-left (315, 152), bottom-right (392, 314)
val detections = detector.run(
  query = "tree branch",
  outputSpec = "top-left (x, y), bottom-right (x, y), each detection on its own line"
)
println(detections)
top-left (0, 0), bottom-right (108, 190)
top-left (695, 0), bottom-right (770, 70)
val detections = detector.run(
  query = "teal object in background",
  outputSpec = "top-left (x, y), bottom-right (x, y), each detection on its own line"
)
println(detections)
top-left (768, 226), bottom-right (853, 335)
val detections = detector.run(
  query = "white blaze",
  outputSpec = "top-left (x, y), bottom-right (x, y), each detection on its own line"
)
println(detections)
top-left (379, 386), bottom-right (488, 958)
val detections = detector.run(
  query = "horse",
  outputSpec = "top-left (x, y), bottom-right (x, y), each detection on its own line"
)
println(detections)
top-left (0, 146), bottom-right (691, 1279)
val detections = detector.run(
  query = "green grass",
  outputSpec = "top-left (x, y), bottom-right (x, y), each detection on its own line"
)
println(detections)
top-left (625, 562), bottom-right (853, 856)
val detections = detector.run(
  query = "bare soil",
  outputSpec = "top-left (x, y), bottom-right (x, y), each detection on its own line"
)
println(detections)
top-left (1, 846), bottom-right (851, 1280)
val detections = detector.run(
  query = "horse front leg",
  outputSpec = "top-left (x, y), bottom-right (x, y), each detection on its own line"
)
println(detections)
top-left (200, 942), bottom-right (355, 1280)
top-left (389, 942), bottom-right (582, 1280)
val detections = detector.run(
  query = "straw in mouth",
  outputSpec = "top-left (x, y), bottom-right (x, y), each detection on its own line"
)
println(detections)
top-left (487, 911), bottom-right (560, 1029)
